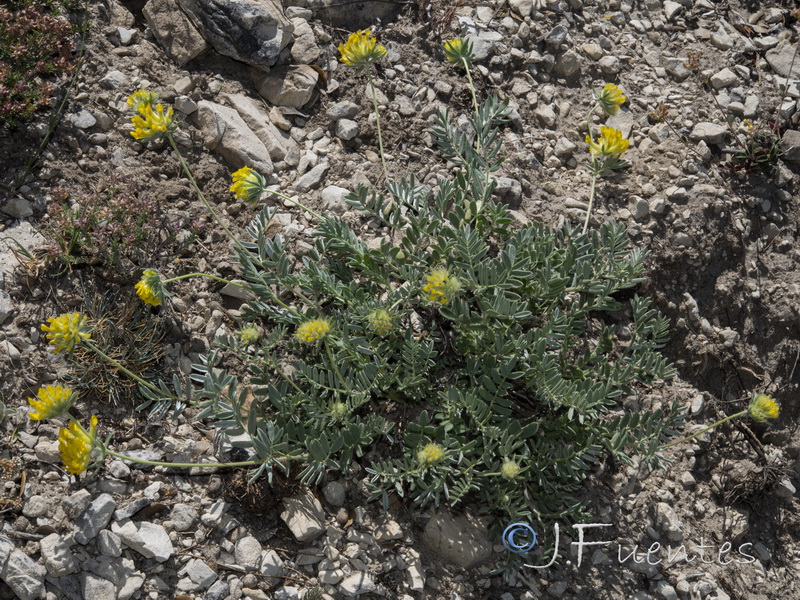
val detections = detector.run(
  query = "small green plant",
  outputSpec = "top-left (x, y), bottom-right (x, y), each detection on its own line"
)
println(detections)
top-left (43, 175), bottom-right (197, 272)
top-left (730, 120), bottom-right (783, 174)
top-left (0, 0), bottom-right (77, 126)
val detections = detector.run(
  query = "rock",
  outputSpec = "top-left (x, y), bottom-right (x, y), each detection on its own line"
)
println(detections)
top-left (710, 28), bottom-right (734, 50)
top-left (534, 103), bottom-right (557, 128)
top-left (280, 490), bottom-right (326, 542)
top-left (0, 197), bottom-right (32, 218)
top-left (422, 510), bottom-right (493, 568)
top-left (663, 57), bottom-right (691, 82)
top-left (62, 489), bottom-right (92, 519)
top-left (71, 109), bottom-right (96, 129)
top-left (74, 493), bottom-right (116, 545)
top-left (322, 480), bottom-right (347, 506)
top-left (689, 122), bottom-right (727, 145)
top-left (40, 533), bottom-right (77, 577)
top-left (252, 65), bottom-right (318, 109)
top-left (766, 41), bottom-right (800, 79)
top-left (3, 548), bottom-right (46, 600)
top-left (112, 520), bottom-right (174, 562)
top-left (99, 69), bottom-right (128, 89)
top-left (114, 497), bottom-right (151, 521)
top-left (723, 507), bottom-right (749, 543)
top-left (339, 572), bottom-right (377, 597)
top-left (0, 340), bottom-right (20, 362)
top-left (554, 137), bottom-right (577, 158)
top-left (116, 26), bottom-right (137, 45)
top-left (654, 502), bottom-right (683, 541)
top-left (598, 55), bottom-right (621, 75)
top-left (326, 101), bottom-right (359, 120)
top-left (170, 503), bottom-right (199, 531)
top-left (632, 196), bottom-right (650, 220)
top-left (509, 0), bottom-right (533, 17)
top-left (206, 580), bottom-right (230, 600)
top-left (375, 520), bottom-right (403, 542)
top-left (98, 530), bottom-right (122, 557)
top-left (289, 17), bottom-right (319, 64)
top-left (235, 535), bottom-right (262, 570)
top-left (196, 100), bottom-right (273, 175)
top-left (335, 119), bottom-right (359, 140)
top-left (177, 0), bottom-right (293, 69)
top-left (223, 93), bottom-right (297, 162)
top-left (182, 558), bottom-right (217, 588)
top-left (582, 42), bottom-right (603, 60)
top-left (775, 478), bottom-right (796, 499)
top-left (663, 1), bottom-right (683, 21)
top-left (554, 50), bottom-right (581, 78)
top-left (494, 177), bottom-right (522, 203)
top-left (710, 68), bottom-right (738, 89)
top-left (81, 573), bottom-right (116, 600)
top-left (294, 162), bottom-right (329, 193)
top-left (259, 549), bottom-right (285, 584)
top-left (545, 25), bottom-right (568, 50)
top-left (143, 0), bottom-right (210, 65)
top-left (781, 129), bottom-right (800, 163)
top-left (0, 291), bottom-right (13, 325)
top-left (175, 96), bottom-right (198, 115)
top-left (466, 34), bottom-right (493, 62)
top-left (22, 494), bottom-right (49, 518)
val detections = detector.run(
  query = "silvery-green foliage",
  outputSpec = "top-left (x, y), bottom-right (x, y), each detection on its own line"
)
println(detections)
top-left (189, 94), bottom-right (683, 530)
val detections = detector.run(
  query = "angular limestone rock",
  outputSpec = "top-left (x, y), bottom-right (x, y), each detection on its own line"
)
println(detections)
top-left (178, 0), bottom-right (292, 69)
top-left (252, 65), bottom-right (319, 109)
top-left (143, 0), bottom-right (210, 65)
top-left (196, 101), bottom-right (274, 175)
top-left (422, 510), bottom-right (493, 569)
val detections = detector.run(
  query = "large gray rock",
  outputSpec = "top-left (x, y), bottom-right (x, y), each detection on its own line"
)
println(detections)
top-left (40, 533), bottom-right (77, 577)
top-left (689, 122), bottom-right (727, 145)
top-left (2, 548), bottom-right (46, 600)
top-left (422, 510), bottom-right (493, 568)
top-left (223, 93), bottom-right (298, 162)
top-left (196, 100), bottom-right (274, 175)
top-left (280, 491), bottom-right (326, 542)
top-left (290, 17), bottom-right (320, 65)
top-left (143, 0), bottom-right (210, 65)
top-left (112, 520), bottom-right (174, 562)
top-left (782, 129), bottom-right (800, 163)
top-left (252, 65), bottom-right (319, 109)
top-left (74, 494), bottom-right (117, 545)
top-left (177, 0), bottom-right (292, 69)
top-left (766, 41), bottom-right (800, 79)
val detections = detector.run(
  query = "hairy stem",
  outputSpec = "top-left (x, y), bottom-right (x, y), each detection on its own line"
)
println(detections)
top-left (367, 69), bottom-right (389, 182)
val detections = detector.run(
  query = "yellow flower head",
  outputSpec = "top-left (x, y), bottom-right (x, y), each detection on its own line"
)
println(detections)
top-left (135, 269), bottom-right (165, 307)
top-left (501, 459), bottom-right (521, 480)
top-left (58, 415), bottom-right (98, 475)
top-left (126, 89), bottom-right (158, 114)
top-left (422, 267), bottom-right (461, 305)
top-left (28, 384), bottom-right (75, 420)
top-left (417, 442), bottom-right (445, 465)
top-left (295, 319), bottom-right (331, 343)
top-left (130, 103), bottom-right (174, 142)
top-left (338, 29), bottom-right (387, 70)
top-left (331, 402), bottom-right (349, 421)
top-left (41, 312), bottom-right (91, 353)
top-left (586, 125), bottom-right (630, 158)
top-left (366, 308), bottom-right (394, 336)
top-left (443, 38), bottom-right (474, 68)
top-left (230, 166), bottom-right (266, 203)
top-left (240, 324), bottom-right (260, 346)
top-left (748, 394), bottom-right (779, 423)
top-left (596, 83), bottom-right (626, 116)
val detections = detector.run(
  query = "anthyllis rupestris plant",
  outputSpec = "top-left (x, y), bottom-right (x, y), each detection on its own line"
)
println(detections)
top-left (583, 83), bottom-right (631, 234)
top-left (443, 38), bottom-right (479, 114)
top-left (339, 29), bottom-right (389, 182)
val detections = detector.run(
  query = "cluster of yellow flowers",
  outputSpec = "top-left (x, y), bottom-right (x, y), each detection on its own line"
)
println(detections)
top-left (417, 442), bottom-right (445, 465)
top-left (338, 29), bottom-right (387, 70)
top-left (586, 125), bottom-right (630, 159)
top-left (134, 269), bottom-right (164, 307)
top-left (230, 166), bottom-right (266, 203)
top-left (422, 268), bottom-right (462, 305)
top-left (748, 394), bottom-right (780, 422)
top-left (41, 312), bottom-right (91, 353)
top-left (295, 319), bottom-right (331, 343)
top-left (127, 89), bottom-right (175, 142)
top-left (366, 308), bottom-right (394, 336)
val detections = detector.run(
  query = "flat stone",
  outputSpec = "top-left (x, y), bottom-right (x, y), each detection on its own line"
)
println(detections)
top-left (3, 548), bottom-right (46, 600)
top-left (280, 490), bottom-right (326, 542)
top-left (259, 549), bottom-right (285, 584)
top-left (339, 572), bottom-right (377, 597)
top-left (0, 290), bottom-right (13, 325)
top-left (81, 573), bottom-right (116, 600)
top-left (766, 41), bottom-right (800, 79)
top-left (554, 49), bottom-right (581, 78)
top-left (183, 558), bottom-right (217, 588)
top-left (196, 100), bottom-right (274, 176)
top-left (253, 65), bottom-right (318, 109)
top-left (654, 502), bottom-right (683, 541)
top-left (40, 533), bottom-right (77, 577)
top-left (62, 489), bottom-right (92, 518)
top-left (112, 520), bottom-right (174, 562)
top-left (177, 0), bottom-right (292, 69)
top-left (322, 480), bottom-right (346, 506)
top-left (74, 494), bottom-right (116, 545)
top-left (289, 17), bottom-right (319, 64)
top-left (710, 68), bottom-right (738, 89)
top-left (294, 162), bottom-right (329, 193)
top-left (97, 530), bottom-right (122, 557)
top-left (422, 510), bottom-right (493, 568)
top-left (235, 535), bottom-right (262, 570)
top-left (321, 186), bottom-right (351, 216)
top-left (143, 0), bottom-right (210, 65)
top-left (689, 122), bottom-right (727, 145)
top-left (326, 101), bottom-right (359, 120)
top-left (663, 1), bottom-right (683, 21)
top-left (71, 109), bottom-right (96, 129)
top-left (99, 69), bottom-right (128, 89)
top-left (113, 497), bottom-right (151, 521)
top-left (223, 93), bottom-right (298, 162)
top-left (335, 118), bottom-right (359, 140)
top-left (781, 129), bottom-right (800, 163)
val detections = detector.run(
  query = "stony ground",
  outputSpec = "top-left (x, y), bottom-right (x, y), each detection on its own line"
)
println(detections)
top-left (0, 0), bottom-right (800, 599)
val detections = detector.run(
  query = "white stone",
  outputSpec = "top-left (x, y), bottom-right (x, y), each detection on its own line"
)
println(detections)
top-left (663, 1), bottom-right (683, 21)
top-left (39, 533), bottom-right (76, 577)
top-left (710, 68), bottom-right (738, 89)
top-left (339, 572), bottom-right (377, 597)
top-left (143, 0), bottom-right (210, 65)
top-left (112, 520), bottom-right (174, 562)
top-left (280, 491), bottom-right (326, 542)
top-left (234, 535), bottom-right (262, 570)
